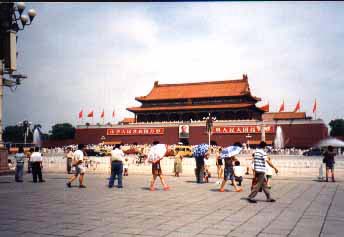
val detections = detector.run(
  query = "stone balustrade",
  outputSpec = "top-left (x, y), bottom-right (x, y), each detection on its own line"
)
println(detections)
top-left (9, 154), bottom-right (344, 178)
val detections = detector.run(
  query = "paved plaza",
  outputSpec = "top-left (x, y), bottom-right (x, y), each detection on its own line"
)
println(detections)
top-left (0, 173), bottom-right (343, 237)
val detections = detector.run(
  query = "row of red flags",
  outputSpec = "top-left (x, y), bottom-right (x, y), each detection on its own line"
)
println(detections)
top-left (78, 100), bottom-right (317, 119)
top-left (78, 110), bottom-right (115, 119)
top-left (259, 99), bottom-right (317, 113)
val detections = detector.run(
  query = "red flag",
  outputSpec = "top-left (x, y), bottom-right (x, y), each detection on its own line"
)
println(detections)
top-left (293, 100), bottom-right (300, 112)
top-left (112, 110), bottom-right (115, 118)
top-left (78, 110), bottom-right (83, 119)
top-left (260, 103), bottom-right (269, 112)
top-left (100, 110), bottom-right (104, 119)
top-left (312, 99), bottom-right (317, 113)
top-left (279, 101), bottom-right (285, 112)
top-left (87, 111), bottom-right (94, 118)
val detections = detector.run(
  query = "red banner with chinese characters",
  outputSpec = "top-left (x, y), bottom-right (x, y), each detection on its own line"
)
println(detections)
top-left (107, 128), bottom-right (165, 136)
top-left (212, 125), bottom-right (275, 134)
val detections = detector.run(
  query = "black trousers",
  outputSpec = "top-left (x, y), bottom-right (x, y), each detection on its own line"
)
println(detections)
top-left (31, 162), bottom-right (43, 182)
top-left (67, 158), bottom-right (72, 174)
top-left (195, 164), bottom-right (205, 183)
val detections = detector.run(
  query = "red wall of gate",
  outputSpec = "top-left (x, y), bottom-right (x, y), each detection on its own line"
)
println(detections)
top-left (70, 122), bottom-right (328, 148)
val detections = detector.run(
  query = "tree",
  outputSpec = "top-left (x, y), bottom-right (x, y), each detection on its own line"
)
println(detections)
top-left (3, 125), bottom-right (33, 143)
top-left (329, 119), bottom-right (344, 137)
top-left (50, 123), bottom-right (75, 140)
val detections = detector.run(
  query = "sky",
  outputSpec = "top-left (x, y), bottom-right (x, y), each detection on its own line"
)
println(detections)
top-left (4, 2), bottom-right (344, 133)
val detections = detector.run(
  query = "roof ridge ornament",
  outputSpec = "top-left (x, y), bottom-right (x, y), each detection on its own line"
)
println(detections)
top-left (243, 74), bottom-right (248, 81)
top-left (154, 81), bottom-right (159, 87)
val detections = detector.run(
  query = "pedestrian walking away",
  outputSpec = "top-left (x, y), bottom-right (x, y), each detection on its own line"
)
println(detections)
top-left (323, 145), bottom-right (336, 182)
top-left (14, 146), bottom-right (25, 182)
top-left (174, 151), bottom-right (183, 177)
top-left (193, 144), bottom-right (209, 184)
top-left (66, 144), bottom-right (87, 188)
top-left (26, 147), bottom-right (34, 174)
top-left (247, 141), bottom-right (278, 203)
top-left (30, 147), bottom-right (45, 183)
top-left (109, 143), bottom-right (124, 188)
top-left (149, 141), bottom-right (170, 191)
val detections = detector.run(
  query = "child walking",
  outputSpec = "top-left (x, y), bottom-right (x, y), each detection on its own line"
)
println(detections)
top-left (219, 156), bottom-right (243, 192)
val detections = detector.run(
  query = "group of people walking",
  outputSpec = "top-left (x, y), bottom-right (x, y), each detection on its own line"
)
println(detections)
top-left (193, 141), bottom-right (279, 203)
top-left (13, 141), bottom-right (337, 204)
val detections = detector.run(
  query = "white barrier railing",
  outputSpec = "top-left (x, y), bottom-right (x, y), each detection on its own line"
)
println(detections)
top-left (8, 154), bottom-right (344, 177)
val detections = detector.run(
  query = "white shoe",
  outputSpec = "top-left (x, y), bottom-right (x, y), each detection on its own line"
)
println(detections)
top-left (215, 180), bottom-right (221, 185)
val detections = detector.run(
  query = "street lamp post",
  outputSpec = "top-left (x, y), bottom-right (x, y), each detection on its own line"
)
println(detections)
top-left (17, 120), bottom-right (32, 145)
top-left (246, 133), bottom-right (252, 149)
top-left (0, 2), bottom-right (36, 145)
top-left (0, 2), bottom-right (36, 173)
top-left (203, 113), bottom-right (216, 146)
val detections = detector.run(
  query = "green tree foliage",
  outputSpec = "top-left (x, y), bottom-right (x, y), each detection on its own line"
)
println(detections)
top-left (50, 123), bottom-right (75, 140)
top-left (3, 125), bottom-right (33, 143)
top-left (329, 119), bottom-right (344, 137)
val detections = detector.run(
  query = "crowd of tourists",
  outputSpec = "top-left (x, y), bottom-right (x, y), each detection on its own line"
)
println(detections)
top-left (12, 141), bottom-right (337, 204)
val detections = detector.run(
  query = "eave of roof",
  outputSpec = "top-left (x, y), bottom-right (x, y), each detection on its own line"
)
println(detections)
top-left (127, 103), bottom-right (258, 112)
top-left (135, 76), bottom-right (260, 101)
top-left (262, 112), bottom-right (306, 120)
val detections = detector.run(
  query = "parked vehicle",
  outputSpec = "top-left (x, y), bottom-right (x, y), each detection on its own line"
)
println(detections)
top-left (303, 148), bottom-right (322, 156)
top-left (174, 145), bottom-right (193, 157)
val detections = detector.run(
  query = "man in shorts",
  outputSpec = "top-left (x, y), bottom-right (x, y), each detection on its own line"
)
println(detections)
top-left (66, 144), bottom-right (87, 188)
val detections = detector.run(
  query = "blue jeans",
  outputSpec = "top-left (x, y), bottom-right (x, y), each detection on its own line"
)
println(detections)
top-left (15, 165), bottom-right (24, 181)
top-left (109, 161), bottom-right (123, 187)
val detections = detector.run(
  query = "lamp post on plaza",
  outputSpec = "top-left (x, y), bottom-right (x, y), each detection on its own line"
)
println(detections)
top-left (260, 121), bottom-right (266, 142)
top-left (0, 2), bottom-right (36, 172)
top-left (17, 120), bottom-right (32, 145)
top-left (203, 113), bottom-right (216, 146)
top-left (246, 133), bottom-right (252, 149)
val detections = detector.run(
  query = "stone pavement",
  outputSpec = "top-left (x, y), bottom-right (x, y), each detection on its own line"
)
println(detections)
top-left (0, 173), bottom-right (343, 237)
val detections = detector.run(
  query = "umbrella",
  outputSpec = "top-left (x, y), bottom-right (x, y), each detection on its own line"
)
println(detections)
top-left (220, 146), bottom-right (242, 159)
top-left (193, 144), bottom-right (209, 157)
top-left (147, 144), bottom-right (167, 163)
top-left (315, 137), bottom-right (344, 148)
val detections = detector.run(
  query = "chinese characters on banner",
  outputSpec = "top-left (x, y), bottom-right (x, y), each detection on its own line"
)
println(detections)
top-left (212, 125), bottom-right (275, 134)
top-left (107, 128), bottom-right (164, 136)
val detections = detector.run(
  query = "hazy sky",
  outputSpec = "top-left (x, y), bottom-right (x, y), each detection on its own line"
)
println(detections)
top-left (5, 2), bottom-right (344, 133)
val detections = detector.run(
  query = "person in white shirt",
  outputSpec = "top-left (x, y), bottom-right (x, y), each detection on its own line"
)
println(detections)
top-left (265, 156), bottom-right (274, 189)
top-left (66, 144), bottom-right (87, 188)
top-left (30, 147), bottom-right (45, 183)
top-left (233, 160), bottom-right (245, 186)
top-left (108, 143), bottom-right (124, 188)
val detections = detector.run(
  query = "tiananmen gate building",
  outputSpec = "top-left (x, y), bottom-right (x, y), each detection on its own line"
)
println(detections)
top-left (72, 75), bottom-right (328, 148)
